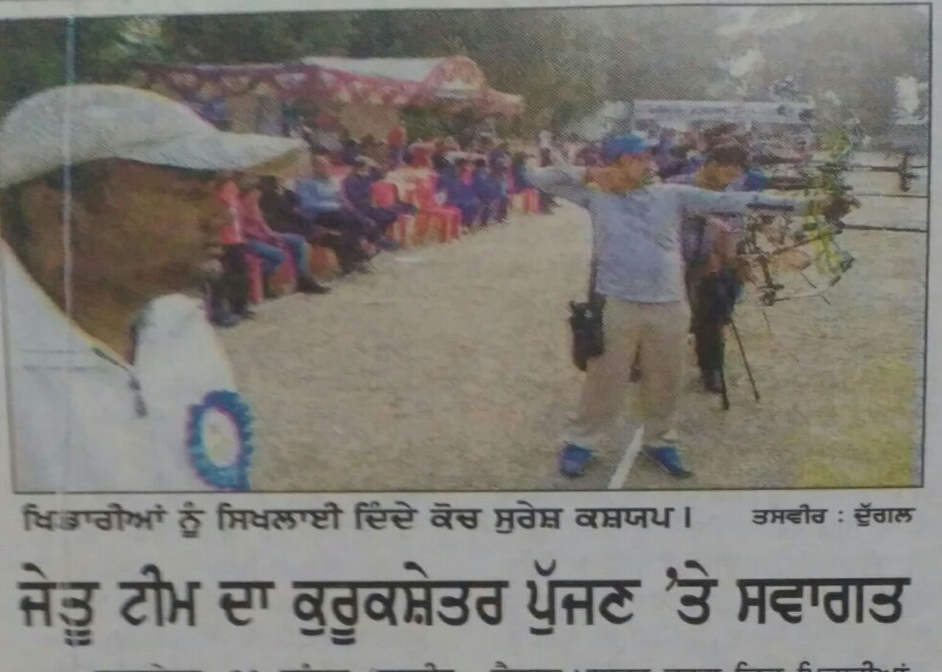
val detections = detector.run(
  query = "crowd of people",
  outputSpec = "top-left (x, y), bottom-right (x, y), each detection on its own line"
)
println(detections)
top-left (206, 153), bottom-right (409, 328)
top-left (205, 118), bottom-right (562, 328)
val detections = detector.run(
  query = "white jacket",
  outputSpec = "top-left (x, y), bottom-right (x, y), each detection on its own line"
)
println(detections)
top-left (1, 244), bottom-right (254, 493)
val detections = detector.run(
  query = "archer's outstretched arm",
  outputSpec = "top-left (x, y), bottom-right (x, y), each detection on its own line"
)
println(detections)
top-left (525, 165), bottom-right (593, 208)
top-left (665, 183), bottom-right (815, 217)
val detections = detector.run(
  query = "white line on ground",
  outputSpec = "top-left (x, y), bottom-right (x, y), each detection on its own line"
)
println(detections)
top-left (608, 425), bottom-right (644, 489)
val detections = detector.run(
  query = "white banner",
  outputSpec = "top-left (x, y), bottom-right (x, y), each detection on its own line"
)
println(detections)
top-left (632, 101), bottom-right (815, 125)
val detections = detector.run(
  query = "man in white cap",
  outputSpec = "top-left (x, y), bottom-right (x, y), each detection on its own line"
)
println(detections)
top-left (0, 85), bottom-right (307, 492)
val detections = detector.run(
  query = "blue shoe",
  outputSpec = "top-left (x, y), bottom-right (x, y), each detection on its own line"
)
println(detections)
top-left (642, 445), bottom-right (693, 479)
top-left (558, 442), bottom-right (594, 477)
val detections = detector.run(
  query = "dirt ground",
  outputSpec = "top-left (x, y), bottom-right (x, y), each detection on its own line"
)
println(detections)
top-left (219, 165), bottom-right (927, 491)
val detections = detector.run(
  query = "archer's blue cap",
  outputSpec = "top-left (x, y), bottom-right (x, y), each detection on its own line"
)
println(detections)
top-left (601, 134), bottom-right (653, 163)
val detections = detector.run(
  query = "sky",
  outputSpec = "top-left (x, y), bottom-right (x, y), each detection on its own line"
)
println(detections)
top-left (715, 7), bottom-right (812, 38)
top-left (716, 8), bottom-right (812, 82)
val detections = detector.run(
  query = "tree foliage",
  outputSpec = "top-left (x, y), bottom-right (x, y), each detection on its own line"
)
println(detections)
top-left (0, 16), bottom-right (160, 113)
top-left (156, 12), bottom-right (355, 63)
top-left (0, 19), bottom-right (68, 111)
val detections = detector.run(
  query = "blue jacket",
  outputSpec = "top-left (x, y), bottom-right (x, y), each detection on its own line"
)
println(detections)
top-left (472, 168), bottom-right (502, 201)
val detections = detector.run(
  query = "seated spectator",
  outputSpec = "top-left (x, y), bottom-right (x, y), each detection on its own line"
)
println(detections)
top-left (238, 177), bottom-right (331, 294)
top-left (261, 174), bottom-right (365, 273)
top-left (295, 154), bottom-right (377, 273)
top-left (510, 152), bottom-right (534, 192)
top-left (440, 157), bottom-right (481, 229)
top-left (457, 156), bottom-right (474, 184)
top-left (295, 154), bottom-right (346, 221)
top-left (471, 158), bottom-right (506, 226)
top-left (342, 157), bottom-right (411, 250)
top-left (488, 141), bottom-right (511, 173)
top-left (207, 177), bottom-right (253, 327)
top-left (258, 176), bottom-right (303, 235)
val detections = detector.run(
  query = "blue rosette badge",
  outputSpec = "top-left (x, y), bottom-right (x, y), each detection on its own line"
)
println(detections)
top-left (186, 390), bottom-right (254, 490)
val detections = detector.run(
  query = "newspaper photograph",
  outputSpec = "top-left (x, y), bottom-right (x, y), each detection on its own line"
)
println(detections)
top-left (0, 0), bottom-right (935, 670)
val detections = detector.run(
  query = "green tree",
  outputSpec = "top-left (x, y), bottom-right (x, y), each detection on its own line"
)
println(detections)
top-left (0, 19), bottom-right (67, 111)
top-left (592, 6), bottom-right (732, 102)
top-left (348, 9), bottom-right (609, 133)
top-left (156, 12), bottom-right (356, 63)
top-left (0, 16), bottom-right (156, 112)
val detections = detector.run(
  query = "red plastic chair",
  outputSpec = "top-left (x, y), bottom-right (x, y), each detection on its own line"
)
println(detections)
top-left (270, 250), bottom-right (297, 296)
top-left (371, 181), bottom-right (415, 247)
top-left (389, 214), bottom-right (416, 247)
top-left (371, 180), bottom-right (399, 207)
top-left (506, 172), bottom-right (539, 214)
top-left (518, 188), bottom-right (540, 214)
top-left (246, 253), bottom-right (264, 305)
top-left (509, 186), bottom-right (539, 214)
top-left (309, 245), bottom-right (341, 279)
top-left (244, 244), bottom-right (298, 304)
top-left (412, 178), bottom-right (461, 243)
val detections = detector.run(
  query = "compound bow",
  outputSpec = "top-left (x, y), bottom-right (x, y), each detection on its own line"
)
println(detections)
top-left (741, 125), bottom-right (858, 306)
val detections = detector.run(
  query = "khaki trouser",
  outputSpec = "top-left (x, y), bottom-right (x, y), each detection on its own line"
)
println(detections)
top-left (563, 297), bottom-right (690, 449)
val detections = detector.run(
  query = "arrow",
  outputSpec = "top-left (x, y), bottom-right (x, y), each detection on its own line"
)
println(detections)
top-left (840, 223), bottom-right (926, 233)
top-left (850, 192), bottom-right (926, 199)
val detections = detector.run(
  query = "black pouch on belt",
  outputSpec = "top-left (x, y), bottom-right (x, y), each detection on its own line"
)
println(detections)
top-left (569, 251), bottom-right (604, 372)
top-left (569, 295), bottom-right (605, 371)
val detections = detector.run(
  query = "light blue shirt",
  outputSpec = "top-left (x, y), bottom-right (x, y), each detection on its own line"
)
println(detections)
top-left (527, 165), bottom-right (807, 303)
top-left (295, 176), bottom-right (343, 220)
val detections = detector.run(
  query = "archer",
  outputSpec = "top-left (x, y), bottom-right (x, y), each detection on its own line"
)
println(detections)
top-left (527, 134), bottom-right (855, 480)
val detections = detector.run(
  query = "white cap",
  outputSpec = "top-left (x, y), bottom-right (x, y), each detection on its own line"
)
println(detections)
top-left (0, 84), bottom-right (308, 188)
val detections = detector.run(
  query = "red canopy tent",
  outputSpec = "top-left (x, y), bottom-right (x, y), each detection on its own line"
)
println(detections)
top-left (129, 56), bottom-right (524, 136)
